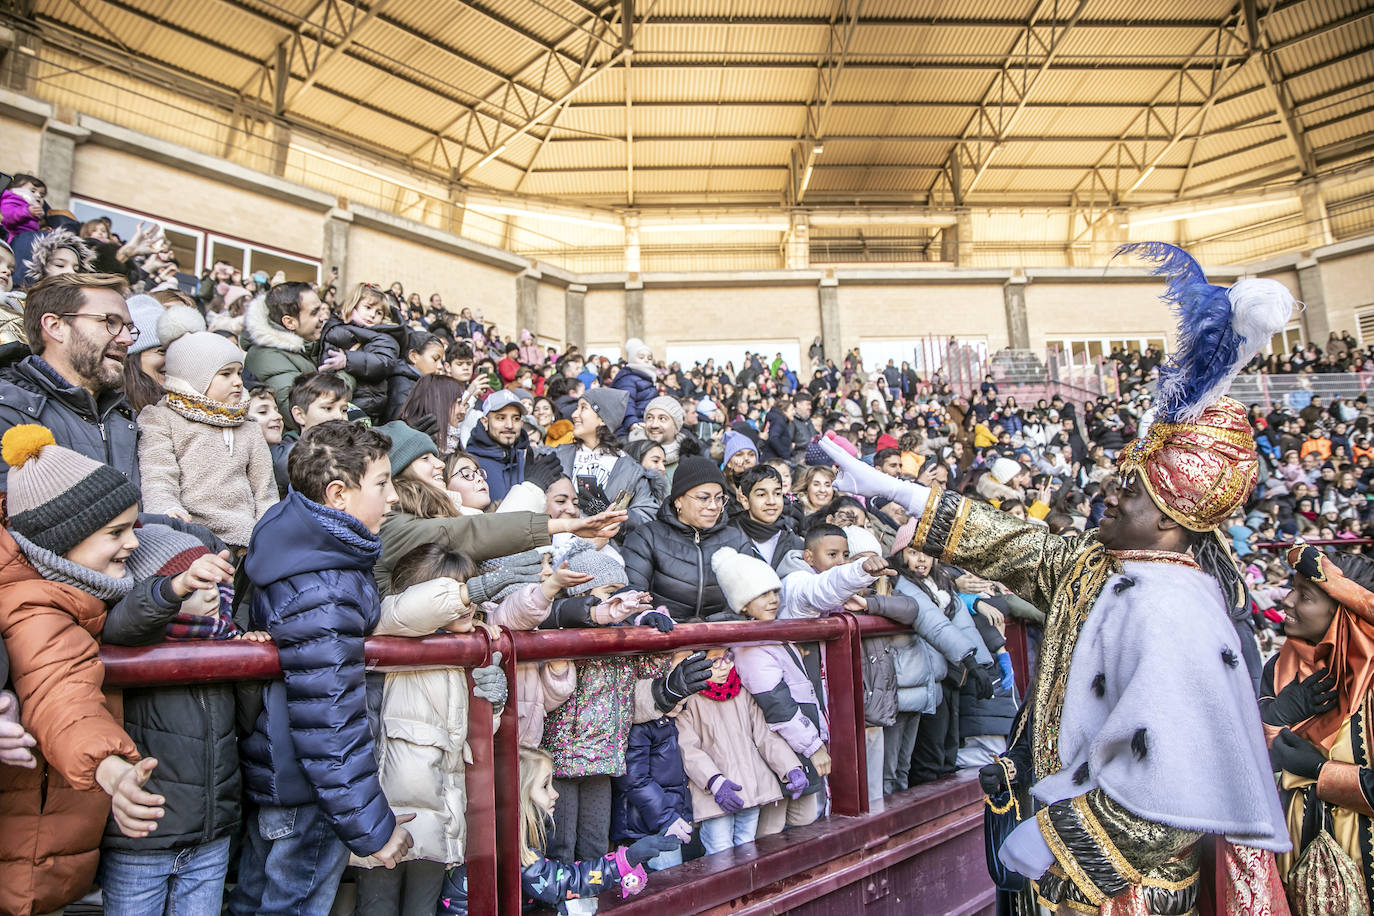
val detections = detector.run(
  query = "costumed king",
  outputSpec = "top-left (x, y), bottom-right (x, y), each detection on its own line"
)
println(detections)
top-left (819, 242), bottom-right (1293, 915)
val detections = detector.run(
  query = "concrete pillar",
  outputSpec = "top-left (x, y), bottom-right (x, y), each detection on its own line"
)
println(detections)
top-left (940, 209), bottom-right (974, 266)
top-left (624, 212), bottom-right (641, 275)
top-left (267, 120), bottom-right (291, 177)
top-left (565, 283), bottom-right (587, 354)
top-left (819, 275), bottom-right (842, 362)
top-left (448, 184), bottom-right (467, 235)
top-left (624, 281), bottom-right (645, 343)
top-left (1299, 183), bottom-right (1333, 249)
top-left (1296, 257), bottom-right (1329, 344)
top-left (1003, 274), bottom-right (1031, 351)
top-left (516, 268), bottom-right (540, 337)
top-left (784, 211), bottom-right (810, 270)
top-left (37, 116), bottom-right (89, 210)
top-left (322, 206), bottom-right (352, 291)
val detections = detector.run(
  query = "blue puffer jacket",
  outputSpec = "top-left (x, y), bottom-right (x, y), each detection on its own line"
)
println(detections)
top-left (239, 489), bottom-right (395, 857)
top-left (609, 364), bottom-right (658, 437)
top-left (611, 717), bottom-right (692, 843)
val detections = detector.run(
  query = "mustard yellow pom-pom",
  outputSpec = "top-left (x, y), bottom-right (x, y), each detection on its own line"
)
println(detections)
top-left (2, 425), bottom-right (56, 469)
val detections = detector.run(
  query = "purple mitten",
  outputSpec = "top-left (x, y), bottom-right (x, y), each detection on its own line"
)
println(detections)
top-left (712, 777), bottom-right (744, 813)
top-left (784, 767), bottom-right (808, 800)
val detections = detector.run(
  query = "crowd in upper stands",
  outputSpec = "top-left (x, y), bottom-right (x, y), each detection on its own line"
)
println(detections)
top-left (0, 169), bottom-right (1371, 915)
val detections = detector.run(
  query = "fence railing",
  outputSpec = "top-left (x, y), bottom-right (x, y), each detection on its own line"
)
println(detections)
top-left (102, 614), bottom-right (988, 913)
top-left (1230, 372), bottom-right (1374, 411)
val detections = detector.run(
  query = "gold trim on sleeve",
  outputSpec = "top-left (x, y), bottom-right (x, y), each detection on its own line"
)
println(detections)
top-left (1072, 795), bottom-right (1144, 886)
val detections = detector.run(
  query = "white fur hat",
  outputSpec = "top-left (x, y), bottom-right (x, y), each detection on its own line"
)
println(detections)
top-left (710, 546), bottom-right (782, 612)
top-left (843, 525), bottom-right (883, 559)
top-left (991, 457), bottom-right (1022, 485)
top-left (156, 303), bottom-right (208, 346)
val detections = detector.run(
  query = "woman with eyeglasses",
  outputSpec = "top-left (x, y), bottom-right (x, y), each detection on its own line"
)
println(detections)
top-left (445, 451), bottom-right (491, 514)
top-left (620, 456), bottom-right (753, 623)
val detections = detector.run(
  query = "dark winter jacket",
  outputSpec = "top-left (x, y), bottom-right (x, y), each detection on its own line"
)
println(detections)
top-left (621, 500), bottom-right (752, 621)
top-left (553, 444), bottom-right (660, 530)
top-left (611, 717), bottom-right (692, 843)
top-left (762, 407), bottom-right (795, 461)
top-left (436, 833), bottom-right (645, 915)
top-left (0, 352), bottom-right (140, 490)
top-left (466, 421), bottom-right (531, 503)
top-left (608, 364), bottom-right (657, 437)
top-left (242, 296), bottom-right (354, 429)
top-left (239, 489), bottom-right (395, 857)
top-left (321, 317), bottom-right (402, 424)
top-left (386, 362), bottom-right (420, 423)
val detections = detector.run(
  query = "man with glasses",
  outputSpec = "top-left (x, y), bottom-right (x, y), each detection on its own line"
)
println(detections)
top-left (0, 273), bottom-right (141, 489)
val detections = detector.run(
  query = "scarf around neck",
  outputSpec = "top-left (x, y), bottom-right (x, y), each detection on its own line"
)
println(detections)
top-left (10, 528), bottom-right (135, 602)
top-left (737, 513), bottom-right (786, 544)
top-left (165, 390), bottom-right (248, 428)
top-left (700, 668), bottom-right (742, 701)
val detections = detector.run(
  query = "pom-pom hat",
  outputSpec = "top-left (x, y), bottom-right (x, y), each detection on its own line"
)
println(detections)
top-left (711, 546), bottom-right (781, 612)
top-left (3, 425), bottom-right (141, 556)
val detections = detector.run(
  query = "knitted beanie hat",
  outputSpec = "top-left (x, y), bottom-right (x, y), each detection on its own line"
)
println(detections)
top-left (844, 525), bottom-right (883, 559)
top-left (991, 457), bottom-right (1022, 485)
top-left (557, 537), bottom-right (628, 596)
top-left (644, 395), bottom-right (684, 431)
top-left (670, 455), bottom-right (728, 504)
top-left (124, 524), bottom-right (210, 581)
top-left (156, 304), bottom-right (207, 346)
top-left (721, 429), bottom-right (757, 468)
top-left (376, 420), bottom-right (439, 477)
top-left (164, 331), bottom-right (246, 396)
top-left (624, 337), bottom-right (650, 362)
top-left (583, 387), bottom-right (629, 434)
top-left (3, 425), bottom-right (141, 556)
top-left (711, 546), bottom-right (782, 612)
top-left (126, 295), bottom-right (165, 356)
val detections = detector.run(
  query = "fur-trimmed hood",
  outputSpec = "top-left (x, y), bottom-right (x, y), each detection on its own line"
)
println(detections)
top-left (23, 229), bottom-right (94, 284)
top-left (243, 293), bottom-right (306, 353)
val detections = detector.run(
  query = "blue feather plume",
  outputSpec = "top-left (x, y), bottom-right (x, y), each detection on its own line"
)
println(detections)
top-left (1114, 242), bottom-right (1240, 422)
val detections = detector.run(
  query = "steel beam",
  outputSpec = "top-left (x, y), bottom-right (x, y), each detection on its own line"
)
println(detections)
top-left (1244, 0), bottom-right (1316, 177)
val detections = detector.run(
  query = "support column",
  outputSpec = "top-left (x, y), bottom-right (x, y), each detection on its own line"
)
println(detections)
top-left (819, 275), bottom-right (842, 362)
top-left (516, 268), bottom-right (540, 337)
top-left (565, 283), bottom-right (587, 354)
top-left (1003, 274), bottom-right (1031, 351)
top-left (1299, 182), bottom-right (1333, 249)
top-left (624, 211), bottom-right (641, 275)
top-left (37, 115), bottom-right (89, 210)
top-left (784, 211), bottom-right (810, 270)
top-left (1296, 257), bottom-right (1329, 344)
top-left (266, 120), bottom-right (291, 177)
top-left (322, 206), bottom-right (352, 291)
top-left (624, 281), bottom-right (645, 344)
top-left (940, 208), bottom-right (974, 266)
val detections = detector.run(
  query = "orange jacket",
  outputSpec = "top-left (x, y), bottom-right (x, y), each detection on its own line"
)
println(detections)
top-left (1299, 437), bottom-right (1332, 460)
top-left (0, 527), bottom-right (138, 916)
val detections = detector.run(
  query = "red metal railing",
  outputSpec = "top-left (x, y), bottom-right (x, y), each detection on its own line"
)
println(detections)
top-left (102, 614), bottom-right (976, 914)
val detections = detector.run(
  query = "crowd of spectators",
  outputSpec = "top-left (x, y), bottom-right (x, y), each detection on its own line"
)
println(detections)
top-left (0, 170), bottom-right (1369, 915)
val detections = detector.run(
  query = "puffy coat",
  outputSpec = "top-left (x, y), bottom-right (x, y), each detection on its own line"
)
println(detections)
top-left (675, 689), bottom-right (802, 820)
top-left (553, 444), bottom-right (659, 530)
top-left (386, 362), bottom-right (420, 423)
top-left (375, 509), bottom-right (550, 596)
top-left (608, 364), bottom-right (658, 437)
top-left (467, 422), bottom-right (532, 503)
top-left (611, 716), bottom-right (693, 843)
top-left (861, 636), bottom-right (898, 728)
top-left (886, 580), bottom-right (981, 715)
top-left (242, 296), bottom-right (352, 428)
top-left (239, 490), bottom-right (394, 857)
top-left (0, 352), bottom-right (139, 491)
top-left (0, 526), bottom-right (140, 916)
top-left (620, 500), bottom-right (752, 621)
top-left (762, 407), bottom-right (794, 461)
top-left (321, 317), bottom-right (403, 424)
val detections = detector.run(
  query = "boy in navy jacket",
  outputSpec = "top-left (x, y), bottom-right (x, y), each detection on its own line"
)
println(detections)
top-left (229, 420), bottom-right (415, 916)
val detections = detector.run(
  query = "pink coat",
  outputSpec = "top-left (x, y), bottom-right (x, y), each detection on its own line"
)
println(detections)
top-left (1, 190), bottom-right (41, 242)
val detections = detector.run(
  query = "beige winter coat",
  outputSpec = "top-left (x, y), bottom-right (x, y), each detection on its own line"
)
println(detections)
top-left (675, 687), bottom-right (803, 820)
top-left (136, 398), bottom-right (277, 547)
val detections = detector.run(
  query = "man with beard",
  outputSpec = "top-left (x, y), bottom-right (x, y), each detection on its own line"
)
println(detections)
top-left (0, 273), bottom-right (140, 489)
top-left (466, 389), bottom-right (531, 502)
top-left (629, 395), bottom-right (702, 484)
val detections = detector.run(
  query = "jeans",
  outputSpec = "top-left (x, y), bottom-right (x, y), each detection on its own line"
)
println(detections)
top-left (227, 803), bottom-right (350, 916)
top-left (645, 846), bottom-right (682, 872)
top-left (865, 726), bottom-right (885, 804)
top-left (99, 836), bottom-right (232, 916)
top-left (698, 807), bottom-right (760, 854)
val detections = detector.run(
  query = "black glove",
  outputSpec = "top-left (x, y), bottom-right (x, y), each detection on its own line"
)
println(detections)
top-left (625, 834), bottom-right (679, 867)
top-left (979, 761), bottom-right (1009, 796)
top-left (1270, 727), bottom-right (1327, 781)
top-left (576, 476), bottom-right (611, 517)
top-left (525, 452), bottom-right (565, 492)
top-left (1263, 669), bottom-right (1337, 727)
top-left (651, 650), bottom-right (712, 713)
top-left (408, 413), bottom-right (441, 438)
top-left (962, 653), bottom-right (996, 701)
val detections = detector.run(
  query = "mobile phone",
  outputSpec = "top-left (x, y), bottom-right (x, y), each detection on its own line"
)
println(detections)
top-left (610, 489), bottom-right (632, 511)
top-left (0, 173), bottom-right (11, 194)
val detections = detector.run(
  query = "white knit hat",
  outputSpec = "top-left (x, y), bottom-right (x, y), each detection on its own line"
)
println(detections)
top-left (497, 481), bottom-right (546, 514)
top-left (990, 457), bottom-right (1022, 485)
top-left (711, 546), bottom-right (782, 612)
top-left (164, 331), bottom-right (246, 396)
top-left (156, 304), bottom-right (207, 346)
top-left (624, 337), bottom-right (650, 361)
top-left (843, 525), bottom-right (883, 559)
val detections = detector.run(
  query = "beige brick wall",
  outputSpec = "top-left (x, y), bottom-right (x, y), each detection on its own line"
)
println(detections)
top-left (536, 278), bottom-right (565, 347)
top-left (347, 225), bottom-right (518, 331)
top-left (72, 145), bottom-right (322, 256)
top-left (1025, 281), bottom-right (1177, 349)
top-left (838, 282), bottom-right (1008, 351)
top-left (1316, 250), bottom-right (1374, 340)
top-left (0, 115), bottom-right (42, 173)
top-left (585, 288), bottom-right (626, 355)
top-left (642, 284), bottom-right (820, 357)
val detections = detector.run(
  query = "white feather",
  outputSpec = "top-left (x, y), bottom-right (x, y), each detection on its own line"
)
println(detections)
top-left (1178, 278), bottom-right (1294, 421)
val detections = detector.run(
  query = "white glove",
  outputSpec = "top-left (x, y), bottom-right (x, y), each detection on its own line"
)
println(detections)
top-left (818, 436), bottom-right (931, 516)
top-left (998, 818), bottom-right (1055, 880)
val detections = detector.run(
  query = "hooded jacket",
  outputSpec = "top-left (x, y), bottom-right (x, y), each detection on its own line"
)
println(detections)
top-left (620, 499), bottom-right (752, 622)
top-left (608, 363), bottom-right (658, 437)
top-left (887, 579), bottom-right (981, 715)
top-left (0, 352), bottom-right (140, 491)
top-left (0, 526), bottom-right (140, 916)
top-left (242, 296), bottom-right (353, 427)
top-left (321, 316), bottom-right (402, 424)
top-left (611, 716), bottom-right (693, 843)
top-left (674, 688), bottom-right (802, 820)
top-left (466, 421), bottom-right (532, 503)
top-left (239, 490), bottom-right (394, 857)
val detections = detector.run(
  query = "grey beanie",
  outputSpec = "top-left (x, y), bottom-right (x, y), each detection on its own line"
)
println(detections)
top-left (644, 395), bottom-right (684, 431)
top-left (556, 537), bottom-right (628, 596)
top-left (126, 295), bottom-right (164, 356)
top-left (583, 387), bottom-right (629, 434)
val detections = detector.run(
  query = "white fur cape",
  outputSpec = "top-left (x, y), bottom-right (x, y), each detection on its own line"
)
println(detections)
top-left (1031, 560), bottom-right (1290, 852)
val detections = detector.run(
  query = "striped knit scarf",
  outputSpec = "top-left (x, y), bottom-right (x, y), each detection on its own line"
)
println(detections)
top-left (165, 390), bottom-right (248, 428)
top-left (165, 584), bottom-right (239, 640)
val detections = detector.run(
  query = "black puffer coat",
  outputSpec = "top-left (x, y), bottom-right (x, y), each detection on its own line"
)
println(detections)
top-left (620, 499), bottom-right (751, 622)
top-left (321, 317), bottom-right (403, 424)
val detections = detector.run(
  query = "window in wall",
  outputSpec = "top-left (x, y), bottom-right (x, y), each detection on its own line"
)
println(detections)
top-left (665, 341), bottom-right (802, 375)
top-left (207, 234), bottom-right (319, 285)
top-left (69, 198), bottom-right (205, 273)
top-left (1267, 324), bottom-right (1304, 355)
top-left (1050, 335), bottom-right (1166, 370)
top-left (1357, 311), bottom-right (1374, 346)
